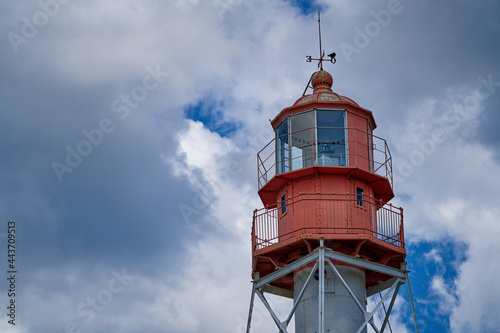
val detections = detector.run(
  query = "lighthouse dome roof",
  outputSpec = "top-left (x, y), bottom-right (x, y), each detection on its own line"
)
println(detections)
top-left (293, 70), bottom-right (359, 107)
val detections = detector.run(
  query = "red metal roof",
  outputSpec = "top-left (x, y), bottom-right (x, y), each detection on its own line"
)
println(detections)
top-left (294, 92), bottom-right (360, 107)
top-left (270, 70), bottom-right (376, 130)
top-left (293, 71), bottom-right (360, 107)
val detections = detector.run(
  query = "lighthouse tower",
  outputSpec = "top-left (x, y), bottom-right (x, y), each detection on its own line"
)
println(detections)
top-left (245, 20), bottom-right (418, 333)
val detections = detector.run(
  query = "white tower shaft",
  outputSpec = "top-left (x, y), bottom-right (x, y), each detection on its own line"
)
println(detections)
top-left (294, 265), bottom-right (366, 333)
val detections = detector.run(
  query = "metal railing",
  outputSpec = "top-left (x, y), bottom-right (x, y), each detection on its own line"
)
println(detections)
top-left (257, 127), bottom-right (393, 190)
top-left (252, 194), bottom-right (404, 254)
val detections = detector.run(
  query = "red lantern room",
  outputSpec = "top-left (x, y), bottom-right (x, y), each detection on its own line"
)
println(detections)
top-left (252, 69), bottom-right (405, 292)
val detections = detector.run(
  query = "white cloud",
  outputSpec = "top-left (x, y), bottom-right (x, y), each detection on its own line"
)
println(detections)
top-left (172, 120), bottom-right (239, 177)
top-left (167, 119), bottom-right (259, 232)
top-left (392, 85), bottom-right (500, 331)
top-left (430, 275), bottom-right (458, 314)
top-left (1, 0), bottom-right (500, 332)
top-left (424, 248), bottom-right (444, 266)
top-left (163, 117), bottom-right (302, 332)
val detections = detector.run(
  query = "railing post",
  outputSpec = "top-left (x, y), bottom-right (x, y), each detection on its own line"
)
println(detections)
top-left (252, 209), bottom-right (257, 254)
top-left (257, 152), bottom-right (260, 190)
top-left (355, 127), bottom-right (358, 168)
top-left (369, 194), bottom-right (375, 237)
top-left (312, 127), bottom-right (316, 166)
top-left (400, 207), bottom-right (404, 247)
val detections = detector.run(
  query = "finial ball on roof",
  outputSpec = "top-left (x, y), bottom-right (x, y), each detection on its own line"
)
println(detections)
top-left (311, 70), bottom-right (333, 89)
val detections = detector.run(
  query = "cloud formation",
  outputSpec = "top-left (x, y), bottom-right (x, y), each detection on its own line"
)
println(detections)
top-left (0, 0), bottom-right (499, 332)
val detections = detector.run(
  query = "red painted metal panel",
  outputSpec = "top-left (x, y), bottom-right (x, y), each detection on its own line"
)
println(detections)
top-left (252, 194), bottom-right (404, 254)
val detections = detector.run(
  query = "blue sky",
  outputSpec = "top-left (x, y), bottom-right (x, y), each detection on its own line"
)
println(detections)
top-left (1, 0), bottom-right (500, 332)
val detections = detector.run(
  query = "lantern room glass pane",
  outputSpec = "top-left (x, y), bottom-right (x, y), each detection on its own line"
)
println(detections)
top-left (276, 119), bottom-right (289, 174)
top-left (317, 110), bottom-right (347, 166)
top-left (290, 111), bottom-right (315, 171)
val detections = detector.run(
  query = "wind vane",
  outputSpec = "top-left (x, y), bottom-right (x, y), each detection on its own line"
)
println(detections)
top-left (306, 11), bottom-right (336, 70)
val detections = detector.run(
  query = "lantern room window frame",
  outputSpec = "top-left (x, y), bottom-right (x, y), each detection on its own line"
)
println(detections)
top-left (275, 108), bottom-right (349, 174)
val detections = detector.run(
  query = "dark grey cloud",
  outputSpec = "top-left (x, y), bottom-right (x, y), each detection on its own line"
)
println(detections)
top-left (0, 0), bottom-right (499, 332)
top-left (326, 0), bottom-right (500, 136)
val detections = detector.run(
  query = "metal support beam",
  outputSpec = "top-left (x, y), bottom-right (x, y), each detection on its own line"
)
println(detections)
top-left (405, 272), bottom-right (420, 333)
top-left (324, 250), bottom-right (405, 279)
top-left (256, 289), bottom-right (289, 333)
top-left (369, 320), bottom-right (381, 333)
top-left (380, 282), bottom-right (402, 333)
top-left (326, 259), bottom-right (365, 314)
top-left (255, 251), bottom-right (319, 289)
top-left (261, 285), bottom-right (294, 299)
top-left (246, 283), bottom-right (256, 333)
top-left (318, 240), bottom-right (325, 333)
top-left (367, 277), bottom-right (399, 297)
top-left (285, 261), bottom-right (318, 326)
top-left (355, 278), bottom-right (401, 333)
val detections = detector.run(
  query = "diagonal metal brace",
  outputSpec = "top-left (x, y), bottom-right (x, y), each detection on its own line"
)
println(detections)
top-left (380, 282), bottom-right (402, 333)
top-left (326, 259), bottom-right (366, 315)
top-left (256, 289), bottom-right (288, 333)
top-left (285, 261), bottom-right (318, 327)
top-left (246, 283), bottom-right (256, 333)
top-left (255, 251), bottom-right (319, 289)
top-left (355, 278), bottom-right (402, 333)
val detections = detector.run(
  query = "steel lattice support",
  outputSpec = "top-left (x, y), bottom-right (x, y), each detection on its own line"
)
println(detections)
top-left (246, 244), bottom-right (419, 333)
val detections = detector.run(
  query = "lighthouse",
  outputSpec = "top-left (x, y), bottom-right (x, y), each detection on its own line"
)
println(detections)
top-left (245, 17), bottom-right (418, 333)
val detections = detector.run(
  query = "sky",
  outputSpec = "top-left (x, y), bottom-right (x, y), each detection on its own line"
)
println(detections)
top-left (0, 0), bottom-right (499, 332)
